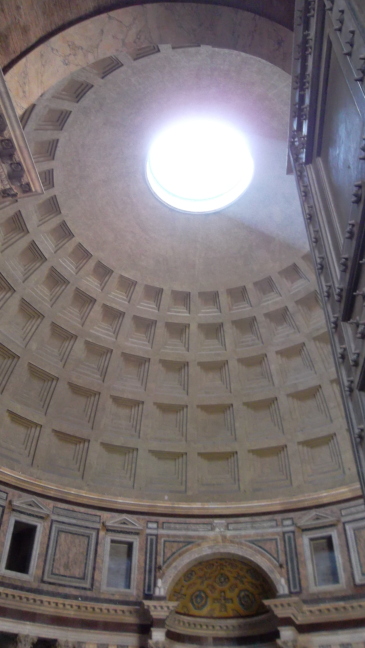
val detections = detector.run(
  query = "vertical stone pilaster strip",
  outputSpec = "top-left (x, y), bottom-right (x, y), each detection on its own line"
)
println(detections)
top-left (284, 531), bottom-right (301, 593)
top-left (144, 534), bottom-right (157, 596)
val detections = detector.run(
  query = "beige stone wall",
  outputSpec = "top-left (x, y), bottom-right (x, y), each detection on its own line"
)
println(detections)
top-left (0, 485), bottom-right (362, 601)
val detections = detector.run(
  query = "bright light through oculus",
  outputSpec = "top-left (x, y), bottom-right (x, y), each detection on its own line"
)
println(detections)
top-left (146, 118), bottom-right (254, 213)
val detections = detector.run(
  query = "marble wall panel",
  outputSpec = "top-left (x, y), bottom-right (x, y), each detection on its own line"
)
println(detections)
top-left (43, 521), bottom-right (98, 588)
top-left (5, 5), bottom-right (293, 114)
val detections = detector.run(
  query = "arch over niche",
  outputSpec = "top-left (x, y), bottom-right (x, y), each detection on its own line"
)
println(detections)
top-left (5, 3), bottom-right (292, 114)
top-left (161, 542), bottom-right (287, 598)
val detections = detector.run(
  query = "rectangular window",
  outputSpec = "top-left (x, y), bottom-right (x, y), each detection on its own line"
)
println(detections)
top-left (5, 520), bottom-right (37, 574)
top-left (106, 540), bottom-right (133, 590)
top-left (310, 535), bottom-right (339, 586)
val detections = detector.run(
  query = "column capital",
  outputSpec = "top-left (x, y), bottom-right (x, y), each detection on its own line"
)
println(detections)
top-left (142, 599), bottom-right (179, 645)
top-left (142, 599), bottom-right (179, 622)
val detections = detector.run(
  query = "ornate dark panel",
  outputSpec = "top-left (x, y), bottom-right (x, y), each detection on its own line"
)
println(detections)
top-left (290, 0), bottom-right (365, 491)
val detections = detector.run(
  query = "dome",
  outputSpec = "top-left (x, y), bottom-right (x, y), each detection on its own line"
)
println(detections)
top-left (0, 4), bottom-right (365, 648)
top-left (0, 8), bottom-right (357, 513)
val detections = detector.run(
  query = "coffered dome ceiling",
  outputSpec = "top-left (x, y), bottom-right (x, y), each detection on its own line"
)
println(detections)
top-left (0, 5), bottom-right (359, 510)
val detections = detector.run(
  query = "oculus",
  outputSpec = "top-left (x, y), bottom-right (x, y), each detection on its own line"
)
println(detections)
top-left (146, 118), bottom-right (254, 213)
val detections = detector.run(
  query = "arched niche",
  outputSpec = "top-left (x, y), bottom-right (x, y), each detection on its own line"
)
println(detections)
top-left (169, 557), bottom-right (275, 618)
top-left (161, 542), bottom-right (287, 598)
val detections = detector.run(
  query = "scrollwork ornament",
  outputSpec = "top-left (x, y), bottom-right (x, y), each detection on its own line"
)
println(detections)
top-left (345, 377), bottom-right (354, 395)
top-left (351, 182), bottom-right (363, 204)
top-left (355, 426), bottom-right (364, 444)
top-left (307, 0), bottom-right (315, 19)
top-left (354, 55), bottom-right (365, 83)
top-left (334, 9), bottom-right (344, 32)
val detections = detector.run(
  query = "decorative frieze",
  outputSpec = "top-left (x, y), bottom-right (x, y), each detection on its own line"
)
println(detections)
top-left (0, 585), bottom-right (144, 621)
top-left (165, 609), bottom-right (277, 637)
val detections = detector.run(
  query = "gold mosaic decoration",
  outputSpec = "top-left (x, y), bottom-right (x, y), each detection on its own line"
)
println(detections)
top-left (169, 558), bottom-right (275, 618)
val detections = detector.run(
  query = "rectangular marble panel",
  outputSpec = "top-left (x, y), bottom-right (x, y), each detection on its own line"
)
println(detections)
top-left (52, 530), bottom-right (89, 579)
top-left (43, 520), bottom-right (97, 588)
top-left (284, 531), bottom-right (301, 593)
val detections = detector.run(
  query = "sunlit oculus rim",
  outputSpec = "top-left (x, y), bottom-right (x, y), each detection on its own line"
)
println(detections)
top-left (146, 118), bottom-right (254, 213)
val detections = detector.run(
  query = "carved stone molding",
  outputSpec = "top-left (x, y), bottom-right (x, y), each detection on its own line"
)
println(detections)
top-left (102, 514), bottom-right (142, 533)
top-left (142, 600), bottom-right (178, 645)
top-left (0, 586), bottom-right (146, 623)
top-left (165, 610), bottom-right (277, 638)
top-left (142, 599), bottom-right (179, 621)
top-left (295, 510), bottom-right (339, 529)
top-left (0, 467), bottom-right (360, 516)
top-left (266, 595), bottom-right (365, 624)
top-left (160, 542), bottom-right (287, 598)
top-left (10, 496), bottom-right (51, 519)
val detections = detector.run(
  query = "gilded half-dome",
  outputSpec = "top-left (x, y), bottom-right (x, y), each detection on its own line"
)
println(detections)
top-left (169, 557), bottom-right (275, 618)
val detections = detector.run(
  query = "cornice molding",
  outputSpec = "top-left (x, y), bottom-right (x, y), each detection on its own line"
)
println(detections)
top-left (0, 586), bottom-right (147, 624)
top-left (0, 467), bottom-right (360, 516)
top-left (295, 510), bottom-right (340, 530)
top-left (9, 497), bottom-right (51, 519)
top-left (103, 515), bottom-right (143, 534)
top-left (265, 596), bottom-right (365, 624)
top-left (165, 610), bottom-right (277, 637)
top-left (142, 600), bottom-right (178, 621)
